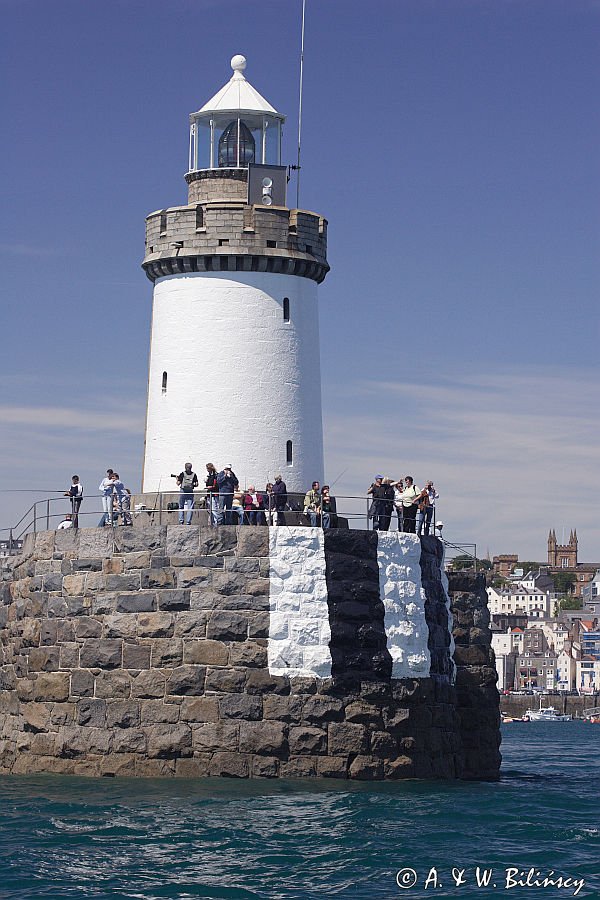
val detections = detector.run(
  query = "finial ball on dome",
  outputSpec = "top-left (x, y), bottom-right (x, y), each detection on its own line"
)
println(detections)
top-left (231, 55), bottom-right (247, 73)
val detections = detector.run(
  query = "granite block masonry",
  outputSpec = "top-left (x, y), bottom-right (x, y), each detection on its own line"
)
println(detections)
top-left (0, 526), bottom-right (500, 780)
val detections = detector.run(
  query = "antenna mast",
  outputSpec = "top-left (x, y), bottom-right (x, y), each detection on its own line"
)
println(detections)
top-left (296, 0), bottom-right (306, 209)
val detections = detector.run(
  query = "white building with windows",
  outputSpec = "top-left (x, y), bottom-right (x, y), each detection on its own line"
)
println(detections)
top-left (487, 585), bottom-right (556, 619)
top-left (141, 56), bottom-right (329, 491)
top-left (556, 648), bottom-right (577, 693)
top-left (576, 657), bottom-right (600, 695)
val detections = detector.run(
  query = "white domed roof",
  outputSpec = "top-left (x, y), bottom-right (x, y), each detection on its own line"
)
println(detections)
top-left (195, 55), bottom-right (282, 117)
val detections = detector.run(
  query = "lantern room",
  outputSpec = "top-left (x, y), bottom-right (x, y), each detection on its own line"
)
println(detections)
top-left (188, 55), bottom-right (285, 171)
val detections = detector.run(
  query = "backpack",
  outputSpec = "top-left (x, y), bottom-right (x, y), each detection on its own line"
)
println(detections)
top-left (181, 471), bottom-right (196, 493)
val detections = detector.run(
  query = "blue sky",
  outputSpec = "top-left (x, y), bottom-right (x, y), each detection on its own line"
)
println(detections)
top-left (1, 0), bottom-right (598, 561)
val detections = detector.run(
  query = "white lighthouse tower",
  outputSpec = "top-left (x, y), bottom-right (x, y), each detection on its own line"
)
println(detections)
top-left (141, 55), bottom-right (329, 493)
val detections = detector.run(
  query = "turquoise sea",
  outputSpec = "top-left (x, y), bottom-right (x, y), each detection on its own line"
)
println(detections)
top-left (1, 723), bottom-right (599, 900)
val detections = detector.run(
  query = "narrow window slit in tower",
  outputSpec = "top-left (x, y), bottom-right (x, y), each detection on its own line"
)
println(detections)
top-left (267, 240), bottom-right (277, 248)
top-left (218, 239), bottom-right (229, 246)
top-left (283, 297), bottom-right (290, 322)
top-left (305, 244), bottom-right (313, 255)
top-left (159, 213), bottom-right (167, 235)
top-left (162, 371), bottom-right (168, 393)
top-left (286, 440), bottom-right (293, 466)
top-left (195, 205), bottom-right (204, 230)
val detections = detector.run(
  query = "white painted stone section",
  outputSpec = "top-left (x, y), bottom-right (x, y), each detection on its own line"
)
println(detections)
top-left (441, 549), bottom-right (457, 684)
top-left (143, 272), bottom-right (324, 493)
top-left (267, 527), bottom-right (332, 678)
top-left (377, 532), bottom-right (431, 678)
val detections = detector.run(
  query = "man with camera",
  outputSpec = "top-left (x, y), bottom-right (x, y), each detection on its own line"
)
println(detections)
top-left (175, 462), bottom-right (198, 525)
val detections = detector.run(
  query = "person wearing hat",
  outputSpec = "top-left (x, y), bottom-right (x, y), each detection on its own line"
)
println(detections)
top-left (378, 478), bottom-right (396, 531)
top-left (367, 475), bottom-right (385, 530)
top-left (216, 464), bottom-right (239, 525)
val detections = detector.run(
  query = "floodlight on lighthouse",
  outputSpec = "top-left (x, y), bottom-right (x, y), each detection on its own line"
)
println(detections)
top-left (261, 176), bottom-right (273, 205)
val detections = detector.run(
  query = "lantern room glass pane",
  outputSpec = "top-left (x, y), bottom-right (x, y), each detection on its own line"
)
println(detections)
top-left (194, 121), bottom-right (211, 170)
top-left (264, 121), bottom-right (281, 165)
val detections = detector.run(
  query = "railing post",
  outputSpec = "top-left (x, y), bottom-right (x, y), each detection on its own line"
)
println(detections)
top-left (46, 499), bottom-right (50, 531)
top-left (33, 502), bottom-right (37, 534)
top-left (158, 493), bottom-right (162, 526)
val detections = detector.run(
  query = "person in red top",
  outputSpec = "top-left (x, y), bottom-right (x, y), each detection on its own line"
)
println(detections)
top-left (243, 486), bottom-right (266, 525)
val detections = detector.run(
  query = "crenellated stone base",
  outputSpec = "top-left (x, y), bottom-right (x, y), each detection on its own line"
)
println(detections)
top-left (0, 527), bottom-right (500, 779)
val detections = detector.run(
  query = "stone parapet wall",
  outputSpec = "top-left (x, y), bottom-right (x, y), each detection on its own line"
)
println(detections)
top-left (143, 198), bottom-right (328, 285)
top-left (0, 527), bottom-right (500, 780)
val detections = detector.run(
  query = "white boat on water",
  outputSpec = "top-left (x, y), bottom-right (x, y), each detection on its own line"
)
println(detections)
top-left (525, 702), bottom-right (572, 722)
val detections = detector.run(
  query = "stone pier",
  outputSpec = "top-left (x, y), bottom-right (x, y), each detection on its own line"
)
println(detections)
top-left (0, 526), bottom-right (500, 779)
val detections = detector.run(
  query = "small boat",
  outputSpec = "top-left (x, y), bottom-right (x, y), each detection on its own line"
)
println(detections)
top-left (524, 702), bottom-right (571, 722)
top-left (501, 712), bottom-right (529, 724)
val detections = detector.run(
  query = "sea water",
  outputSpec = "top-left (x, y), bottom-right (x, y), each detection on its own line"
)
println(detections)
top-left (1, 722), bottom-right (599, 899)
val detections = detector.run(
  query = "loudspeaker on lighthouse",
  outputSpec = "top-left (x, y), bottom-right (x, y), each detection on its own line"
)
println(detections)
top-left (141, 55), bottom-right (329, 492)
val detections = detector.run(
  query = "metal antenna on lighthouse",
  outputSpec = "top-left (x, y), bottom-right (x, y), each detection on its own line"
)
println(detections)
top-left (296, 0), bottom-right (306, 209)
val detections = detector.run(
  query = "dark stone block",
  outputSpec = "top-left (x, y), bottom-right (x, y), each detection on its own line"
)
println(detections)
top-left (42, 574), bottom-right (63, 593)
top-left (206, 611), bottom-right (249, 641)
top-left (106, 701), bottom-right (140, 729)
top-left (205, 667), bottom-right (247, 693)
top-left (106, 574), bottom-right (142, 592)
top-left (116, 593), bottom-right (156, 614)
top-left (65, 597), bottom-right (87, 616)
top-left (324, 529), bottom-right (378, 560)
top-left (70, 669), bottom-right (94, 697)
top-left (245, 670), bottom-right (290, 695)
top-left (209, 751), bottom-right (249, 778)
top-left (123, 644), bottom-right (151, 670)
top-left (77, 699), bottom-right (106, 727)
top-left (198, 528), bottom-right (238, 556)
top-left (194, 556), bottom-right (225, 568)
top-left (157, 589), bottom-right (191, 611)
top-left (235, 528), bottom-right (269, 558)
top-left (219, 694), bottom-right (262, 721)
top-left (79, 639), bottom-right (122, 669)
top-left (166, 665), bottom-right (206, 696)
top-left (72, 559), bottom-right (103, 572)
top-left (141, 568), bottom-right (175, 589)
top-left (288, 726), bottom-right (327, 755)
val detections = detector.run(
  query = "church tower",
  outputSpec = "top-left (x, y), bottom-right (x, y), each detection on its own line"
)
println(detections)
top-left (548, 529), bottom-right (578, 568)
top-left (141, 56), bottom-right (329, 491)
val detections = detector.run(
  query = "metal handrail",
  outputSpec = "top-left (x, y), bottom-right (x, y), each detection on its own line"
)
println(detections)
top-left (3, 489), bottom-right (449, 544)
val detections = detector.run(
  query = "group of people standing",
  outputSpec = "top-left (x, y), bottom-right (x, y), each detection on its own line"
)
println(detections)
top-left (59, 470), bottom-right (132, 529)
top-left (367, 475), bottom-right (439, 535)
top-left (98, 470), bottom-right (132, 526)
top-left (302, 481), bottom-right (336, 529)
top-left (58, 467), bottom-right (438, 535)
top-left (176, 463), bottom-right (289, 526)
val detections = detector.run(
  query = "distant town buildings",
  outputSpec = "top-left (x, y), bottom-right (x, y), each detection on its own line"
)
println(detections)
top-left (489, 529), bottom-right (600, 695)
top-left (492, 529), bottom-right (600, 599)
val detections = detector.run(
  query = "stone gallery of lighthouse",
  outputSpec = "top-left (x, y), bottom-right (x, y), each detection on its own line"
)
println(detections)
top-left (142, 55), bottom-right (329, 492)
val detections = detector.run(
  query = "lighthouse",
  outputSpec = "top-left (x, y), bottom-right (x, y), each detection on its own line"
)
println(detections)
top-left (141, 55), bottom-right (329, 493)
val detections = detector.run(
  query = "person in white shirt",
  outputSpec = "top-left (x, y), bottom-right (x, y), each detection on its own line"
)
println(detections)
top-left (57, 514), bottom-right (73, 530)
top-left (98, 468), bottom-right (114, 526)
top-left (400, 476), bottom-right (420, 533)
